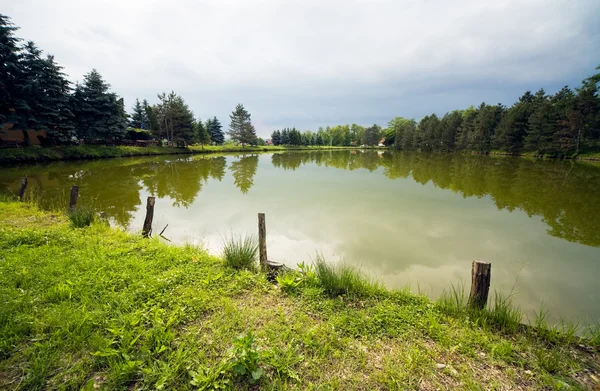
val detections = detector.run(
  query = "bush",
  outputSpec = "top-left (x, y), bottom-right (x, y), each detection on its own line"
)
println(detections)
top-left (222, 234), bottom-right (258, 270)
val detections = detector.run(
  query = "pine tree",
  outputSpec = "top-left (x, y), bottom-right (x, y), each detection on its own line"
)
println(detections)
top-left (12, 41), bottom-right (76, 143)
top-left (38, 55), bottom-right (76, 143)
top-left (281, 129), bottom-right (290, 145)
top-left (228, 104), bottom-right (256, 146)
top-left (271, 130), bottom-right (281, 145)
top-left (206, 116), bottom-right (224, 144)
top-left (153, 91), bottom-right (195, 145)
top-left (0, 14), bottom-right (22, 124)
top-left (196, 118), bottom-right (210, 148)
top-left (72, 69), bottom-right (127, 141)
top-left (316, 132), bottom-right (323, 146)
top-left (129, 98), bottom-right (145, 129)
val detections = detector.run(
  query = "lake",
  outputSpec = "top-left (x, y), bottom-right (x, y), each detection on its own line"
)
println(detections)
top-left (1, 150), bottom-right (599, 324)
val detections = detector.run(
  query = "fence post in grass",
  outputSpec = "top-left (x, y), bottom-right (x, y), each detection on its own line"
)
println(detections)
top-left (142, 196), bottom-right (155, 238)
top-left (69, 186), bottom-right (79, 210)
top-left (18, 177), bottom-right (28, 201)
top-left (468, 260), bottom-right (491, 310)
top-left (258, 213), bottom-right (267, 271)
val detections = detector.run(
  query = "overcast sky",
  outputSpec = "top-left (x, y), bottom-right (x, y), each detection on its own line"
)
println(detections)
top-left (4, 0), bottom-right (600, 137)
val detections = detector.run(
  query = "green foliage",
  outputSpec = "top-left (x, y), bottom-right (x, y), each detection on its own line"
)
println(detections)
top-left (71, 69), bottom-right (127, 141)
top-left (228, 104), bottom-right (256, 145)
top-left (67, 206), bottom-right (95, 228)
top-left (276, 272), bottom-right (303, 293)
top-left (151, 91), bottom-right (195, 145)
top-left (222, 234), bottom-right (258, 270)
top-left (190, 332), bottom-right (263, 389)
top-left (363, 124), bottom-right (382, 146)
top-left (313, 255), bottom-right (383, 298)
top-left (206, 116), bottom-right (224, 145)
top-left (196, 118), bottom-right (211, 147)
top-left (129, 98), bottom-right (148, 129)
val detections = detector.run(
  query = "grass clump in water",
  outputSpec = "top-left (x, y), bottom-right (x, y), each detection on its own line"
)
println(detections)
top-left (222, 234), bottom-right (258, 270)
top-left (67, 206), bottom-right (96, 228)
top-left (313, 255), bottom-right (383, 298)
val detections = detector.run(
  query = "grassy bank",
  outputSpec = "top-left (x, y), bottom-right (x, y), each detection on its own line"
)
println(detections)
top-left (0, 145), bottom-right (359, 164)
top-left (0, 201), bottom-right (599, 390)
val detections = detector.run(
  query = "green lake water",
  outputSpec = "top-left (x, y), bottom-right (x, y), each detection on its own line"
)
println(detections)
top-left (1, 150), bottom-right (599, 324)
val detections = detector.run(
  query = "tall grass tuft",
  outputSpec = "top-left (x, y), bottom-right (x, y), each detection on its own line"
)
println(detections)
top-left (68, 207), bottom-right (95, 228)
top-left (313, 255), bottom-right (383, 298)
top-left (484, 291), bottom-right (522, 333)
top-left (222, 234), bottom-right (258, 270)
top-left (437, 285), bottom-right (522, 333)
top-left (436, 282), bottom-right (467, 316)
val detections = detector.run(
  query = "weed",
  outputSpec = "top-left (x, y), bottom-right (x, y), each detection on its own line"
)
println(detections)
top-left (189, 331), bottom-right (263, 390)
top-left (222, 234), bottom-right (258, 270)
top-left (229, 331), bottom-right (263, 384)
top-left (276, 271), bottom-right (302, 293)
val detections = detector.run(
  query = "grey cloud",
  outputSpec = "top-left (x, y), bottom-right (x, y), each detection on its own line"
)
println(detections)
top-left (4, 0), bottom-right (600, 137)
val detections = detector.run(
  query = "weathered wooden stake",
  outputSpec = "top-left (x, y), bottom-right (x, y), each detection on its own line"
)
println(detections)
top-left (17, 177), bottom-right (28, 201)
top-left (258, 213), bottom-right (267, 271)
top-left (69, 186), bottom-right (79, 210)
top-left (468, 260), bottom-right (491, 310)
top-left (142, 196), bottom-right (155, 238)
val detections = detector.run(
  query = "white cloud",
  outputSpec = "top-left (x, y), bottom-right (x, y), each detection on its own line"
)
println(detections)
top-left (4, 0), bottom-right (599, 136)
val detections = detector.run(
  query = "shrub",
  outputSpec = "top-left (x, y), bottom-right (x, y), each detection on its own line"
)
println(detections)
top-left (222, 234), bottom-right (258, 270)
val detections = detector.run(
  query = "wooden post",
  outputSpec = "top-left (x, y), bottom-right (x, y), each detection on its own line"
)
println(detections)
top-left (258, 213), bottom-right (267, 271)
top-left (142, 196), bottom-right (155, 238)
top-left (468, 260), bottom-right (491, 310)
top-left (69, 186), bottom-right (79, 210)
top-left (17, 177), bottom-right (28, 201)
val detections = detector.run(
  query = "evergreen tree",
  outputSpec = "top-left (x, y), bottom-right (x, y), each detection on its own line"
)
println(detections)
top-left (206, 116), bottom-right (224, 144)
top-left (228, 103), bottom-right (256, 146)
top-left (363, 124), bottom-right (381, 146)
top-left (316, 132), bottom-right (323, 146)
top-left (72, 69), bottom-right (127, 141)
top-left (153, 91), bottom-right (195, 145)
top-left (38, 55), bottom-right (76, 143)
top-left (0, 14), bottom-right (21, 124)
top-left (129, 98), bottom-right (145, 129)
top-left (524, 90), bottom-right (554, 153)
top-left (196, 118), bottom-right (210, 148)
top-left (281, 129), bottom-right (290, 145)
top-left (271, 130), bottom-right (281, 145)
top-left (495, 91), bottom-right (534, 153)
top-left (11, 41), bottom-right (75, 143)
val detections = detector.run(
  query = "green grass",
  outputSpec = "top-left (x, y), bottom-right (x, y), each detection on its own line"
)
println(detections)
top-left (313, 255), bottom-right (384, 298)
top-left (67, 206), bottom-right (96, 228)
top-left (0, 200), bottom-right (598, 390)
top-left (0, 145), bottom-right (362, 164)
top-left (222, 234), bottom-right (259, 270)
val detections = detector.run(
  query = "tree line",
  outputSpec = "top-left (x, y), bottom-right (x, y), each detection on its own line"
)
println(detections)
top-left (270, 124), bottom-right (383, 146)
top-left (386, 76), bottom-right (600, 156)
top-left (0, 14), bottom-right (257, 147)
top-left (271, 68), bottom-right (599, 156)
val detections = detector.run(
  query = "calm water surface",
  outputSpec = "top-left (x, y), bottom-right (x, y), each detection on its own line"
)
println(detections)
top-left (1, 151), bottom-right (599, 324)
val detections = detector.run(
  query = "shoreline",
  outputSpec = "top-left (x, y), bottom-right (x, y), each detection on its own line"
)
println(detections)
top-left (1, 144), bottom-right (599, 165)
top-left (0, 145), bottom-right (371, 164)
